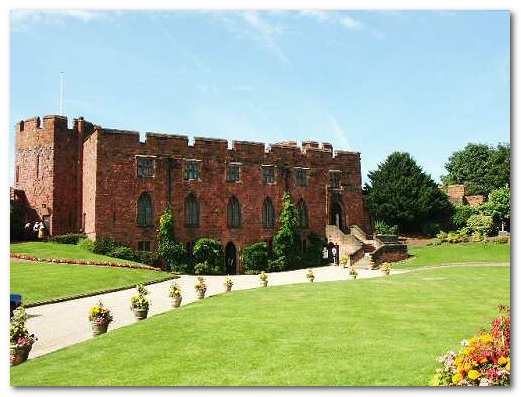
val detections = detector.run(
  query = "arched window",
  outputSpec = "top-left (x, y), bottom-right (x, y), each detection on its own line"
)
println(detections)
top-left (185, 193), bottom-right (200, 227)
top-left (262, 197), bottom-right (275, 229)
top-left (297, 199), bottom-right (309, 228)
top-left (227, 196), bottom-right (241, 228)
top-left (137, 192), bottom-right (153, 226)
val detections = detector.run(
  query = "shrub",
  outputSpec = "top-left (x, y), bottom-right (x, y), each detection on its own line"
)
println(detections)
top-left (193, 238), bottom-right (224, 274)
top-left (421, 222), bottom-right (441, 237)
top-left (194, 262), bottom-right (210, 275)
top-left (91, 238), bottom-right (119, 255)
top-left (134, 250), bottom-right (159, 266)
top-left (267, 257), bottom-right (286, 272)
top-left (272, 192), bottom-right (300, 270)
top-left (157, 207), bottom-right (187, 272)
top-left (466, 214), bottom-right (494, 237)
top-left (78, 237), bottom-right (94, 251)
top-left (241, 242), bottom-right (269, 273)
top-left (301, 232), bottom-right (324, 267)
top-left (50, 233), bottom-right (87, 244)
top-left (436, 231), bottom-right (448, 243)
top-left (109, 246), bottom-right (136, 261)
top-left (452, 204), bottom-right (477, 229)
top-left (374, 220), bottom-right (399, 235)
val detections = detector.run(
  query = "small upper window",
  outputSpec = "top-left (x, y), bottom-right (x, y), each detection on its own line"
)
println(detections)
top-left (329, 171), bottom-right (341, 189)
top-left (295, 168), bottom-right (308, 187)
top-left (137, 157), bottom-right (155, 178)
top-left (184, 160), bottom-right (200, 181)
top-left (262, 166), bottom-right (275, 184)
top-left (227, 164), bottom-right (240, 182)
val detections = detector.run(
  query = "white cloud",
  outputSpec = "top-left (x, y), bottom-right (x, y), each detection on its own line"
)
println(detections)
top-left (339, 15), bottom-right (364, 30)
top-left (11, 10), bottom-right (110, 31)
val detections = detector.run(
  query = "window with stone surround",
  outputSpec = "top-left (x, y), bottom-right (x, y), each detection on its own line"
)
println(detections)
top-left (184, 160), bottom-right (200, 181)
top-left (227, 196), bottom-right (241, 228)
top-left (297, 199), bottom-right (309, 228)
top-left (262, 165), bottom-right (275, 184)
top-left (185, 193), bottom-right (200, 227)
top-left (227, 163), bottom-right (241, 182)
top-left (137, 192), bottom-right (153, 227)
top-left (137, 156), bottom-right (155, 178)
top-left (329, 170), bottom-right (342, 189)
top-left (138, 241), bottom-right (151, 251)
top-left (262, 197), bottom-right (275, 229)
top-left (294, 167), bottom-right (309, 187)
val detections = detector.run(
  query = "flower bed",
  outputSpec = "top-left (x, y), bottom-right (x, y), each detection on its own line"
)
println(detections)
top-left (432, 305), bottom-right (510, 387)
top-left (10, 253), bottom-right (160, 271)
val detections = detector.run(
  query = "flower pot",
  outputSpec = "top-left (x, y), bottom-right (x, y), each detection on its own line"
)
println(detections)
top-left (133, 308), bottom-right (148, 320)
top-left (261, 280), bottom-right (268, 288)
top-left (172, 295), bottom-right (182, 308)
top-left (383, 270), bottom-right (390, 276)
top-left (91, 321), bottom-right (109, 336)
top-left (197, 290), bottom-right (205, 300)
top-left (225, 285), bottom-right (232, 293)
top-left (350, 275), bottom-right (357, 280)
top-left (10, 344), bottom-right (32, 366)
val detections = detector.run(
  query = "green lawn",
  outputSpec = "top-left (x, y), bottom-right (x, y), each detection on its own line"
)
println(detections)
top-left (394, 242), bottom-right (510, 269)
top-left (10, 242), bottom-right (139, 264)
top-left (11, 265), bottom-right (509, 386)
top-left (10, 261), bottom-right (171, 304)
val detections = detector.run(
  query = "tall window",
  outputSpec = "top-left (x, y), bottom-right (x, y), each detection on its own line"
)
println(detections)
top-left (137, 157), bottom-right (155, 177)
top-left (329, 171), bottom-right (341, 189)
top-left (184, 160), bottom-right (200, 180)
top-left (185, 193), bottom-right (200, 227)
top-left (262, 166), bottom-right (275, 184)
top-left (227, 163), bottom-right (240, 182)
top-left (297, 199), bottom-right (309, 228)
top-left (138, 241), bottom-right (151, 251)
top-left (295, 167), bottom-right (308, 186)
top-left (262, 197), bottom-right (275, 229)
top-left (36, 154), bottom-right (40, 179)
top-left (228, 196), bottom-right (241, 228)
top-left (137, 192), bottom-right (153, 226)
top-left (15, 166), bottom-right (20, 183)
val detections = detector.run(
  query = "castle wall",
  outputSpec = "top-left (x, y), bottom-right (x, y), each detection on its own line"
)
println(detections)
top-left (91, 128), bottom-right (369, 271)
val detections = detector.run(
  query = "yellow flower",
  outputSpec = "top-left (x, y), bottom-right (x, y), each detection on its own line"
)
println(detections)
top-left (463, 363), bottom-right (472, 372)
top-left (468, 370), bottom-right (480, 380)
top-left (479, 334), bottom-right (493, 344)
top-left (479, 357), bottom-right (488, 364)
top-left (452, 373), bottom-right (462, 384)
top-left (506, 362), bottom-right (510, 371)
top-left (498, 356), bottom-right (508, 366)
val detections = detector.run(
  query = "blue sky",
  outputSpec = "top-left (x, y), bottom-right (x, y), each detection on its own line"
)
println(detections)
top-left (9, 10), bottom-right (510, 184)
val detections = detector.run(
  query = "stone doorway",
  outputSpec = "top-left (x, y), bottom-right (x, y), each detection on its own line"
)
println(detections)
top-left (225, 242), bottom-right (237, 274)
top-left (330, 201), bottom-right (344, 231)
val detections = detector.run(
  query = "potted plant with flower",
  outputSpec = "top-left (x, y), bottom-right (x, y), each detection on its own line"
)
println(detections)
top-left (224, 276), bottom-right (233, 293)
top-left (130, 284), bottom-right (150, 320)
top-left (380, 262), bottom-right (392, 276)
top-left (306, 269), bottom-right (315, 283)
top-left (259, 271), bottom-right (268, 287)
top-left (88, 300), bottom-right (113, 336)
top-left (10, 307), bottom-right (37, 366)
top-left (194, 276), bottom-right (207, 299)
top-left (348, 267), bottom-right (358, 280)
top-left (169, 282), bottom-right (182, 308)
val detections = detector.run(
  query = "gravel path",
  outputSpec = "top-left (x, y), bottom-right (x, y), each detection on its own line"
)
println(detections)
top-left (25, 265), bottom-right (406, 359)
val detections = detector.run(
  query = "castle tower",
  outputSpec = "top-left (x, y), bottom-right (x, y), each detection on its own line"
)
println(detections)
top-left (14, 115), bottom-right (85, 235)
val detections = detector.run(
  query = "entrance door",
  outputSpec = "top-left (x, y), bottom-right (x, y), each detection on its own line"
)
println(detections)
top-left (225, 242), bottom-right (237, 274)
top-left (330, 201), bottom-right (344, 231)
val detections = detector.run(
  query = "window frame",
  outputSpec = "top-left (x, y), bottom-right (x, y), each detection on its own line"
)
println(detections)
top-left (294, 167), bottom-right (309, 187)
top-left (329, 170), bottom-right (342, 189)
top-left (226, 162), bottom-right (241, 182)
top-left (261, 165), bottom-right (276, 184)
top-left (136, 156), bottom-right (156, 178)
top-left (262, 197), bottom-right (275, 229)
top-left (184, 159), bottom-right (201, 181)
top-left (227, 196), bottom-right (241, 228)
top-left (137, 192), bottom-right (154, 227)
top-left (184, 193), bottom-right (200, 227)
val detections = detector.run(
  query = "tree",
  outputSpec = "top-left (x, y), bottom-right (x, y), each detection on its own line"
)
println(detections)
top-left (272, 192), bottom-right (300, 269)
top-left (193, 238), bottom-right (224, 275)
top-left (481, 186), bottom-right (510, 232)
top-left (442, 143), bottom-right (510, 196)
top-left (157, 207), bottom-right (186, 272)
top-left (365, 152), bottom-right (453, 233)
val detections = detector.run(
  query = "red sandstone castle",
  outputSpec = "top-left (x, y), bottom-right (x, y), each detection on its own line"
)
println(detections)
top-left (14, 115), bottom-right (373, 272)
